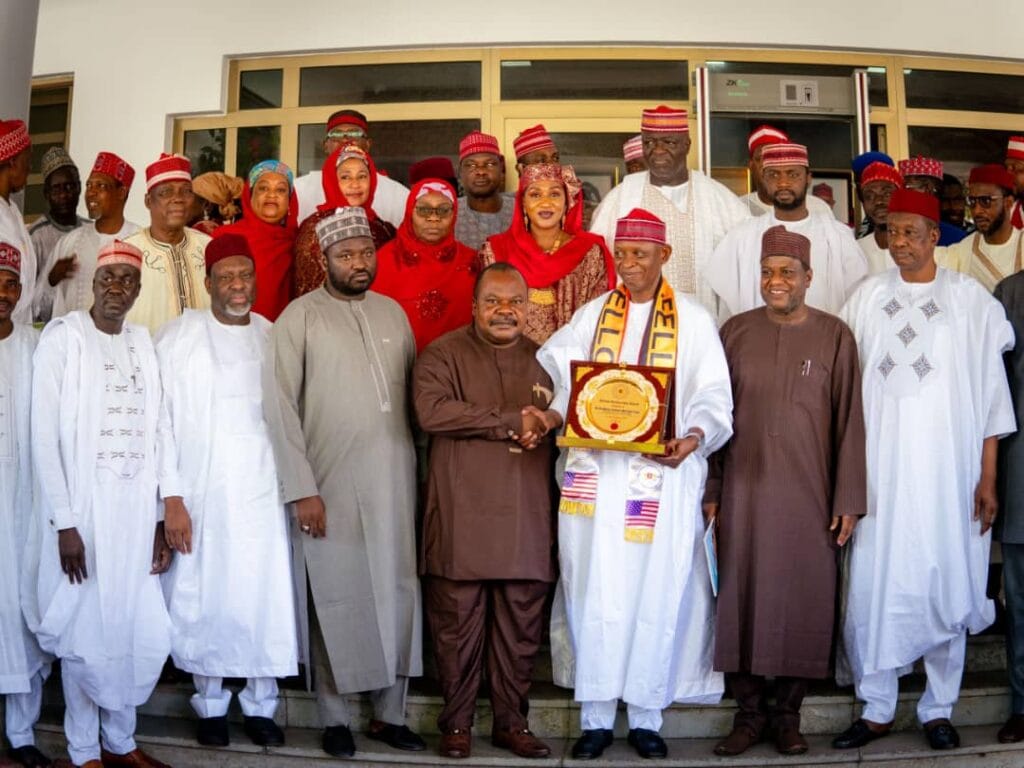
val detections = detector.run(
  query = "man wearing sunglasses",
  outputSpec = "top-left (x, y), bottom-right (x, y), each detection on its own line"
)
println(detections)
top-left (947, 165), bottom-right (1022, 292)
top-left (293, 109), bottom-right (408, 226)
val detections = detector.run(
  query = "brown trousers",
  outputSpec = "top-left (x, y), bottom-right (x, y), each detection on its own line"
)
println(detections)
top-left (727, 672), bottom-right (809, 733)
top-left (424, 576), bottom-right (550, 733)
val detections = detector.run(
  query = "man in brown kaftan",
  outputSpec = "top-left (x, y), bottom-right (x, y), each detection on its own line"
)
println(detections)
top-left (705, 225), bottom-right (866, 757)
top-left (412, 262), bottom-right (559, 761)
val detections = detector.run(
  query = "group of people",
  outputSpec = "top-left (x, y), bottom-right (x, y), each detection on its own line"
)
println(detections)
top-left (0, 100), bottom-right (1024, 768)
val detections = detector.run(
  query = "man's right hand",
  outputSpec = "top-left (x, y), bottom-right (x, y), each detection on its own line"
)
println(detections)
top-left (295, 495), bottom-right (327, 538)
top-left (163, 496), bottom-right (193, 554)
top-left (58, 527), bottom-right (87, 584)
top-left (48, 254), bottom-right (78, 286)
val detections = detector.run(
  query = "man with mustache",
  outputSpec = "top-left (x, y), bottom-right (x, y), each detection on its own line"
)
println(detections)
top-left (708, 143), bottom-right (866, 321)
top-left (30, 239), bottom-right (173, 768)
top-left (47, 152), bottom-right (140, 320)
top-left (946, 164), bottom-right (1022, 292)
top-left (154, 234), bottom-right (297, 749)
top-left (264, 206), bottom-right (424, 759)
top-left (412, 262), bottom-right (558, 761)
top-left (857, 162), bottom-right (906, 275)
top-left (124, 154), bottom-right (210, 333)
top-left (739, 125), bottom-right (833, 219)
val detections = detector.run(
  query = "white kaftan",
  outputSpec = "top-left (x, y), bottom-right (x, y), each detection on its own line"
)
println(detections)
top-left (29, 311), bottom-right (170, 711)
top-left (0, 197), bottom-right (36, 325)
top-left (739, 190), bottom-right (835, 218)
top-left (839, 268), bottom-right (1016, 681)
top-left (156, 309), bottom-right (297, 678)
top-left (538, 292), bottom-right (733, 709)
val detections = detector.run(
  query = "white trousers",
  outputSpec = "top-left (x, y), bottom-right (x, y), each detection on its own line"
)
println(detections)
top-left (580, 699), bottom-right (663, 732)
top-left (5, 665), bottom-right (50, 748)
top-left (191, 675), bottom-right (279, 719)
top-left (856, 632), bottom-right (967, 725)
top-left (62, 672), bottom-right (137, 765)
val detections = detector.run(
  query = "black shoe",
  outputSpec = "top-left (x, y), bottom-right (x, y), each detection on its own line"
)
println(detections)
top-left (924, 719), bottom-right (960, 750)
top-left (627, 728), bottom-right (668, 759)
top-left (244, 715), bottom-right (285, 747)
top-left (196, 715), bottom-right (229, 747)
top-left (832, 719), bottom-right (891, 749)
top-left (365, 720), bottom-right (426, 751)
top-left (322, 725), bottom-right (356, 758)
top-left (6, 745), bottom-right (52, 767)
top-left (571, 729), bottom-right (614, 760)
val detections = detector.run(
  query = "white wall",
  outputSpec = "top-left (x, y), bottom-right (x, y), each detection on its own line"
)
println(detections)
top-left (31, 0), bottom-right (1024, 223)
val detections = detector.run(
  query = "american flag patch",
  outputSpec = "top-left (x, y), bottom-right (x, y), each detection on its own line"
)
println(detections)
top-left (625, 499), bottom-right (659, 528)
top-left (562, 471), bottom-right (597, 500)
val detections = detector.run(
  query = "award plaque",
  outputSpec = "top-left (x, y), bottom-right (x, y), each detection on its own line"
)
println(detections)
top-left (557, 361), bottom-right (675, 455)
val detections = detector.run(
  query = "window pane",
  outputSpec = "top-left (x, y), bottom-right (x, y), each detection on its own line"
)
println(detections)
top-left (297, 119), bottom-right (479, 184)
top-left (28, 101), bottom-right (68, 134)
top-left (548, 132), bottom-right (637, 227)
top-left (183, 128), bottom-right (226, 174)
top-left (710, 116), bottom-right (856, 169)
top-left (908, 126), bottom-right (1014, 181)
top-left (240, 69), bottom-right (283, 110)
top-left (905, 69), bottom-right (1024, 114)
top-left (501, 59), bottom-right (687, 101)
top-left (23, 183), bottom-right (46, 218)
top-left (708, 61), bottom-right (887, 108)
top-left (236, 125), bottom-right (281, 179)
top-left (299, 62), bottom-right (481, 106)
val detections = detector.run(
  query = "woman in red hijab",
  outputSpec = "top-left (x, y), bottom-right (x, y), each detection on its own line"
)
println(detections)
top-left (293, 144), bottom-right (396, 296)
top-left (213, 160), bottom-right (298, 321)
top-left (481, 163), bottom-right (614, 344)
top-left (374, 178), bottom-right (478, 352)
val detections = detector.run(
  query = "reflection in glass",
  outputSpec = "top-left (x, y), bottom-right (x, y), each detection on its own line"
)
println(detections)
top-left (905, 70), bottom-right (1024, 114)
top-left (236, 126), bottom-right (281, 180)
top-left (240, 70), bottom-right (283, 110)
top-left (184, 128), bottom-right (226, 174)
top-left (299, 62), bottom-right (481, 106)
top-left (501, 60), bottom-right (687, 101)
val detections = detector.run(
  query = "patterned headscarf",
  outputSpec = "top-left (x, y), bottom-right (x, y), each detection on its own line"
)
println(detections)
top-left (248, 159), bottom-right (294, 192)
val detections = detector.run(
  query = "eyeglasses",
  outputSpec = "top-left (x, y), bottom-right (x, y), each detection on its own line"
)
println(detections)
top-left (966, 195), bottom-right (1005, 209)
top-left (327, 128), bottom-right (367, 140)
top-left (414, 205), bottom-right (454, 219)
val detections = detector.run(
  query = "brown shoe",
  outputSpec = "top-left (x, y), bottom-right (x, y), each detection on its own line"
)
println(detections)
top-left (775, 725), bottom-right (809, 755)
top-left (439, 728), bottom-right (472, 759)
top-left (99, 748), bottom-right (171, 768)
top-left (713, 724), bottom-right (762, 756)
top-left (491, 728), bottom-right (551, 759)
top-left (999, 713), bottom-right (1024, 743)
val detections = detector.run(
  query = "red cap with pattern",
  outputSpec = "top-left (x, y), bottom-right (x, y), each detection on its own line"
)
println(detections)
top-left (898, 156), bottom-right (943, 181)
top-left (614, 208), bottom-right (667, 245)
top-left (92, 152), bottom-right (135, 190)
top-left (887, 187), bottom-right (940, 223)
top-left (459, 130), bottom-right (501, 161)
top-left (861, 162), bottom-right (904, 188)
top-left (96, 239), bottom-right (143, 270)
top-left (640, 105), bottom-right (688, 133)
top-left (1007, 136), bottom-right (1024, 162)
top-left (0, 119), bottom-right (30, 163)
top-left (0, 241), bottom-right (21, 276)
top-left (761, 224), bottom-right (811, 268)
top-left (761, 143), bottom-right (809, 168)
top-left (748, 125), bottom-right (789, 157)
top-left (513, 124), bottom-right (556, 160)
top-left (623, 135), bottom-right (644, 162)
top-left (969, 163), bottom-right (1016, 192)
top-left (145, 153), bottom-right (192, 192)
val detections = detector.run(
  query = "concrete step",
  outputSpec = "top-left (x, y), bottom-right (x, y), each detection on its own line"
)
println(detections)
top-left (30, 716), bottom-right (1024, 767)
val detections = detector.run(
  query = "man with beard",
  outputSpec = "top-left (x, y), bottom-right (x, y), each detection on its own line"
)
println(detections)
top-left (264, 206), bottom-right (424, 759)
top-left (48, 152), bottom-right (140, 320)
top-left (857, 162), bottom-right (905, 274)
top-left (31, 239), bottom-right (173, 768)
top-left (941, 173), bottom-right (974, 235)
top-left (125, 154), bottom-right (210, 332)
top-left (156, 234), bottom-right (297, 749)
top-left (590, 106), bottom-right (749, 316)
top-left (947, 164), bottom-right (1022, 292)
top-left (29, 147), bottom-right (86, 322)
top-left (708, 143), bottom-right (866, 320)
top-left (454, 131), bottom-right (514, 251)
top-left (738, 125), bottom-right (833, 218)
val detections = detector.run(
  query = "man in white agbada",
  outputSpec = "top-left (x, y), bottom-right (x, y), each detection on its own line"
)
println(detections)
top-left (739, 125), bottom-right (834, 219)
top-left (0, 120), bottom-right (36, 326)
top-left (293, 109), bottom-right (407, 226)
top-left (707, 142), bottom-right (866, 322)
top-left (0, 243), bottom-right (52, 768)
top-left (538, 208), bottom-right (733, 761)
top-left (47, 152), bottom-right (140, 320)
top-left (30, 240), bottom-right (173, 768)
top-left (588, 106), bottom-right (749, 317)
top-left (833, 188), bottom-right (1015, 753)
top-left (156, 233), bottom-right (297, 749)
